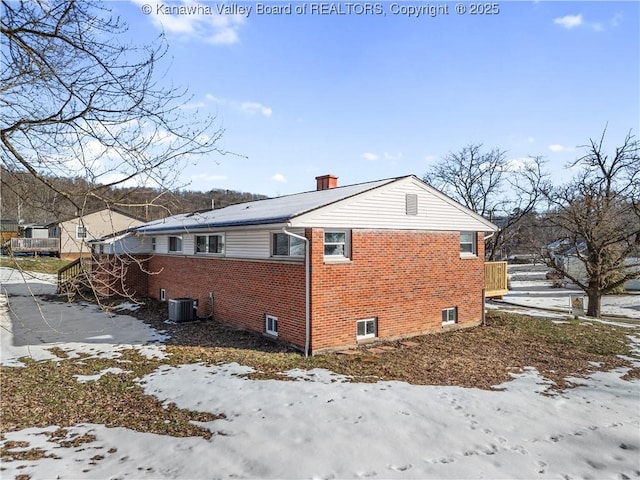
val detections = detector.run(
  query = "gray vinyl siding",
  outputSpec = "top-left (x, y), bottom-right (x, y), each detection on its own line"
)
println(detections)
top-left (129, 228), bottom-right (306, 260)
top-left (225, 230), bottom-right (270, 258)
top-left (155, 236), bottom-right (169, 254)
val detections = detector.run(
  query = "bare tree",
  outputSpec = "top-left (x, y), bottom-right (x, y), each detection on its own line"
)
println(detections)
top-left (1, 0), bottom-right (229, 303)
top-left (424, 144), bottom-right (549, 260)
top-left (539, 130), bottom-right (640, 317)
top-left (1, 0), bottom-right (225, 219)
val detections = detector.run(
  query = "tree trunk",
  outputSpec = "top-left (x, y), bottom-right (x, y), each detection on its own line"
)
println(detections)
top-left (586, 289), bottom-right (601, 318)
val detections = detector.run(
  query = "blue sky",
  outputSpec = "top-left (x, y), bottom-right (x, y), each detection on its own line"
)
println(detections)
top-left (115, 1), bottom-right (639, 196)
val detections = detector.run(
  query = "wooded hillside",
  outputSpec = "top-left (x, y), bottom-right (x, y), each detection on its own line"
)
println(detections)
top-left (0, 168), bottom-right (268, 224)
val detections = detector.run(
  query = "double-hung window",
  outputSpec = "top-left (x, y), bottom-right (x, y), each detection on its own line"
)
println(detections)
top-left (196, 234), bottom-right (225, 254)
top-left (324, 231), bottom-right (348, 258)
top-left (76, 225), bottom-right (88, 239)
top-left (460, 232), bottom-right (476, 255)
top-left (272, 233), bottom-right (305, 257)
top-left (168, 236), bottom-right (182, 253)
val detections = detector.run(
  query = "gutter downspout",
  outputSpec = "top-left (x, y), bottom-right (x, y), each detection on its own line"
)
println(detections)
top-left (282, 227), bottom-right (310, 357)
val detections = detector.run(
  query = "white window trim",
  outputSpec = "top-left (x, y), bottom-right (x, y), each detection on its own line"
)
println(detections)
top-left (195, 233), bottom-right (225, 255)
top-left (356, 318), bottom-right (377, 340)
top-left (460, 231), bottom-right (477, 257)
top-left (324, 230), bottom-right (350, 259)
top-left (271, 232), bottom-right (305, 258)
top-left (76, 225), bottom-right (87, 239)
top-left (168, 235), bottom-right (183, 253)
top-left (160, 288), bottom-right (166, 302)
top-left (265, 314), bottom-right (278, 336)
top-left (442, 307), bottom-right (457, 326)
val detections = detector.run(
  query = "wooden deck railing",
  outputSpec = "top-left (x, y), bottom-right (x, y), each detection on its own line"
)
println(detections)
top-left (485, 261), bottom-right (509, 298)
top-left (57, 257), bottom-right (85, 293)
top-left (10, 237), bottom-right (60, 254)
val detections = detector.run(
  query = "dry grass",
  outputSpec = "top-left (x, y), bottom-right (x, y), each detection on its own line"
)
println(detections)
top-left (2, 302), bottom-right (638, 448)
top-left (1, 350), bottom-right (222, 440)
top-left (0, 256), bottom-right (70, 275)
top-left (136, 301), bottom-right (638, 390)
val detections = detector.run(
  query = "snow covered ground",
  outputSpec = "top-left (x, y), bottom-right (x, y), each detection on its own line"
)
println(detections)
top-left (2, 266), bottom-right (640, 479)
top-left (498, 264), bottom-right (640, 320)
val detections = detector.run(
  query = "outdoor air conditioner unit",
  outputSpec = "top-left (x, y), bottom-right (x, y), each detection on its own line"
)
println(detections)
top-left (168, 298), bottom-right (196, 322)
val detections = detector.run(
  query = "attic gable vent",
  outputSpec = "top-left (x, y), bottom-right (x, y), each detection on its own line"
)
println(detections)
top-left (405, 194), bottom-right (418, 215)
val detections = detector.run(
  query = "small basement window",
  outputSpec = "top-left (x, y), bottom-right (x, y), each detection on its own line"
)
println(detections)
top-left (356, 318), bottom-right (377, 340)
top-left (442, 307), bottom-right (457, 325)
top-left (160, 288), bottom-right (166, 301)
top-left (265, 315), bottom-right (278, 336)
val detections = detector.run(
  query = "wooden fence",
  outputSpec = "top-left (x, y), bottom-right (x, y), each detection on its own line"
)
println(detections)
top-left (485, 261), bottom-right (509, 298)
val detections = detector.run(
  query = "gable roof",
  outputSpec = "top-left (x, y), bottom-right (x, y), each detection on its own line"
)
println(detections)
top-left (132, 175), bottom-right (498, 234)
top-left (56, 207), bottom-right (144, 225)
top-left (135, 177), bottom-right (399, 233)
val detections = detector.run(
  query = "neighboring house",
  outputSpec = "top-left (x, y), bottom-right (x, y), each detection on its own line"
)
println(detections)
top-left (91, 175), bottom-right (499, 354)
top-left (1, 219), bottom-right (19, 244)
top-left (545, 241), bottom-right (640, 291)
top-left (58, 208), bottom-right (143, 260)
top-left (22, 223), bottom-right (53, 239)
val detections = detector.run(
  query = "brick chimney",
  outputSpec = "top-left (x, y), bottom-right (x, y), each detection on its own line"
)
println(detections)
top-left (315, 174), bottom-right (338, 191)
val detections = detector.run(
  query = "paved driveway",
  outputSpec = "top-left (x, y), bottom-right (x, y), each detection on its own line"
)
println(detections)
top-left (0, 267), bottom-right (167, 366)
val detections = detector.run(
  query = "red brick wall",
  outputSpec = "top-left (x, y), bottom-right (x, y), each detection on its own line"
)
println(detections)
top-left (91, 254), bottom-right (149, 298)
top-left (146, 256), bottom-right (307, 347)
top-left (309, 229), bottom-right (485, 352)
top-left (96, 229), bottom-right (486, 353)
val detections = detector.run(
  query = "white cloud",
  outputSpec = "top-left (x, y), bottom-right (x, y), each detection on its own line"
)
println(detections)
top-left (553, 13), bottom-right (622, 32)
top-left (198, 94), bottom-right (273, 118)
top-left (271, 173), bottom-right (287, 183)
top-left (133, 0), bottom-right (245, 45)
top-left (362, 152), bottom-right (378, 161)
top-left (241, 102), bottom-right (273, 117)
top-left (383, 152), bottom-right (403, 162)
top-left (553, 14), bottom-right (583, 29)
top-left (506, 157), bottom-right (529, 172)
top-left (548, 144), bottom-right (574, 153)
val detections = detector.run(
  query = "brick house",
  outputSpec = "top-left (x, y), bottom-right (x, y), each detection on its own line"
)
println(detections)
top-left (91, 175), bottom-right (498, 354)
